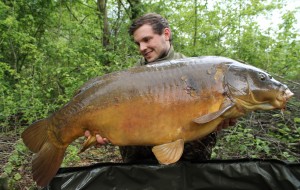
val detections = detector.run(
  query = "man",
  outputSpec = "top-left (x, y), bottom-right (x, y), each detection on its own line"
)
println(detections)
top-left (129, 13), bottom-right (185, 64)
top-left (85, 13), bottom-right (235, 163)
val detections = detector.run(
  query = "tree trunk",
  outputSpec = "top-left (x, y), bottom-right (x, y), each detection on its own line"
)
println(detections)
top-left (97, 0), bottom-right (110, 48)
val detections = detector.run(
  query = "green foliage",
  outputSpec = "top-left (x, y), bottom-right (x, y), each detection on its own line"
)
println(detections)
top-left (0, 1), bottom-right (299, 188)
top-left (2, 139), bottom-right (34, 189)
top-left (62, 144), bottom-right (81, 167)
top-left (213, 97), bottom-right (300, 162)
top-left (212, 122), bottom-right (274, 159)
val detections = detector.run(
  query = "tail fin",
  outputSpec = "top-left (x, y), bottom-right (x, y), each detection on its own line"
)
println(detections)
top-left (21, 119), bottom-right (66, 187)
top-left (32, 141), bottom-right (65, 187)
top-left (21, 119), bottom-right (49, 153)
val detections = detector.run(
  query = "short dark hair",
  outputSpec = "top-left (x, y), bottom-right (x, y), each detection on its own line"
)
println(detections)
top-left (129, 13), bottom-right (172, 40)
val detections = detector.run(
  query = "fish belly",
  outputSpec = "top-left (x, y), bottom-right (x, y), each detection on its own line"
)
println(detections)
top-left (81, 94), bottom-right (225, 146)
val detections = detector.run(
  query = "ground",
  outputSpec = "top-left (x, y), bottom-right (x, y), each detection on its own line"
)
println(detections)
top-left (0, 133), bottom-right (122, 190)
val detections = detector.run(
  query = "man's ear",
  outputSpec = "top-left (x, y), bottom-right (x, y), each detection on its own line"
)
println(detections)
top-left (164, 28), bottom-right (171, 41)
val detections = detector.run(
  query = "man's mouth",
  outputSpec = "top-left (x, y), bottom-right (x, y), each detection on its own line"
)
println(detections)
top-left (143, 50), bottom-right (153, 58)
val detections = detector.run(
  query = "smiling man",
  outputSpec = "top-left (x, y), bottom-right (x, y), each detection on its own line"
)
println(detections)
top-left (129, 13), bottom-right (185, 65)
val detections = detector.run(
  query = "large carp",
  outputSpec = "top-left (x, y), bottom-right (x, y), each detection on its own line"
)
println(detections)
top-left (22, 56), bottom-right (293, 186)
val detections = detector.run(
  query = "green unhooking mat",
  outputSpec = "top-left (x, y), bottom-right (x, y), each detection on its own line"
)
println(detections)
top-left (42, 159), bottom-right (300, 190)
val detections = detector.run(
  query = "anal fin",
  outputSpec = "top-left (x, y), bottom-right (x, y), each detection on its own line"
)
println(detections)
top-left (152, 139), bottom-right (184, 165)
top-left (79, 135), bottom-right (97, 153)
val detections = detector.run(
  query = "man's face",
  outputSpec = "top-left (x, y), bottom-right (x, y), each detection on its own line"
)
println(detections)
top-left (133, 24), bottom-right (171, 63)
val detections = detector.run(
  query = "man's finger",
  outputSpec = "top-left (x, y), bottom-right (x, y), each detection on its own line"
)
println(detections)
top-left (96, 134), bottom-right (106, 145)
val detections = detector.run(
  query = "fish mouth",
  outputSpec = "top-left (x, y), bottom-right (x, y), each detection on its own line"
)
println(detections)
top-left (275, 88), bottom-right (294, 109)
top-left (283, 88), bottom-right (294, 100)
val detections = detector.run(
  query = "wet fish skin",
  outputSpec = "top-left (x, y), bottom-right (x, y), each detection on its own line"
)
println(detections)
top-left (21, 56), bottom-right (293, 187)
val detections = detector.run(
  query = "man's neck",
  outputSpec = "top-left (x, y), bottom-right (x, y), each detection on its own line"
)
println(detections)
top-left (158, 45), bottom-right (171, 60)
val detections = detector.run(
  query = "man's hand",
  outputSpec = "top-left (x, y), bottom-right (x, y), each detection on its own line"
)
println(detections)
top-left (216, 118), bottom-right (237, 131)
top-left (84, 130), bottom-right (109, 147)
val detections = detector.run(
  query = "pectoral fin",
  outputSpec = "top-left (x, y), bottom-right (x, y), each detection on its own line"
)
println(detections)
top-left (152, 139), bottom-right (184, 165)
top-left (193, 103), bottom-right (234, 124)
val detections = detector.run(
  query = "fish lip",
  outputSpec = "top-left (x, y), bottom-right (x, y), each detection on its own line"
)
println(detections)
top-left (279, 88), bottom-right (294, 101)
top-left (284, 88), bottom-right (294, 99)
top-left (275, 88), bottom-right (294, 108)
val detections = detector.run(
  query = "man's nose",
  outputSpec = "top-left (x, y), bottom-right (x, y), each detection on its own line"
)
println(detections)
top-left (139, 42), bottom-right (147, 52)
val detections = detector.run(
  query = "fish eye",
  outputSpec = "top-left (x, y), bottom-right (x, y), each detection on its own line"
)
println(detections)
top-left (259, 73), bottom-right (266, 81)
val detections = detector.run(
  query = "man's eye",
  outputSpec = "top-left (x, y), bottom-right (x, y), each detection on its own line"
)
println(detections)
top-left (143, 37), bottom-right (152, 43)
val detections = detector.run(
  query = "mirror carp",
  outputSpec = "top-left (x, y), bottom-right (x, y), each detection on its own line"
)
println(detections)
top-left (21, 56), bottom-right (294, 186)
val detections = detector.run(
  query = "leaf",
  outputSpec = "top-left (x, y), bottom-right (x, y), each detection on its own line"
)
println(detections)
top-left (14, 173), bottom-right (22, 181)
top-left (3, 163), bottom-right (13, 175)
top-left (294, 117), bottom-right (300, 123)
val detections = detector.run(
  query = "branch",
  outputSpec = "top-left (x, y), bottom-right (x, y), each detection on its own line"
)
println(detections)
top-left (118, 0), bottom-right (131, 18)
top-left (65, 3), bottom-right (79, 21)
